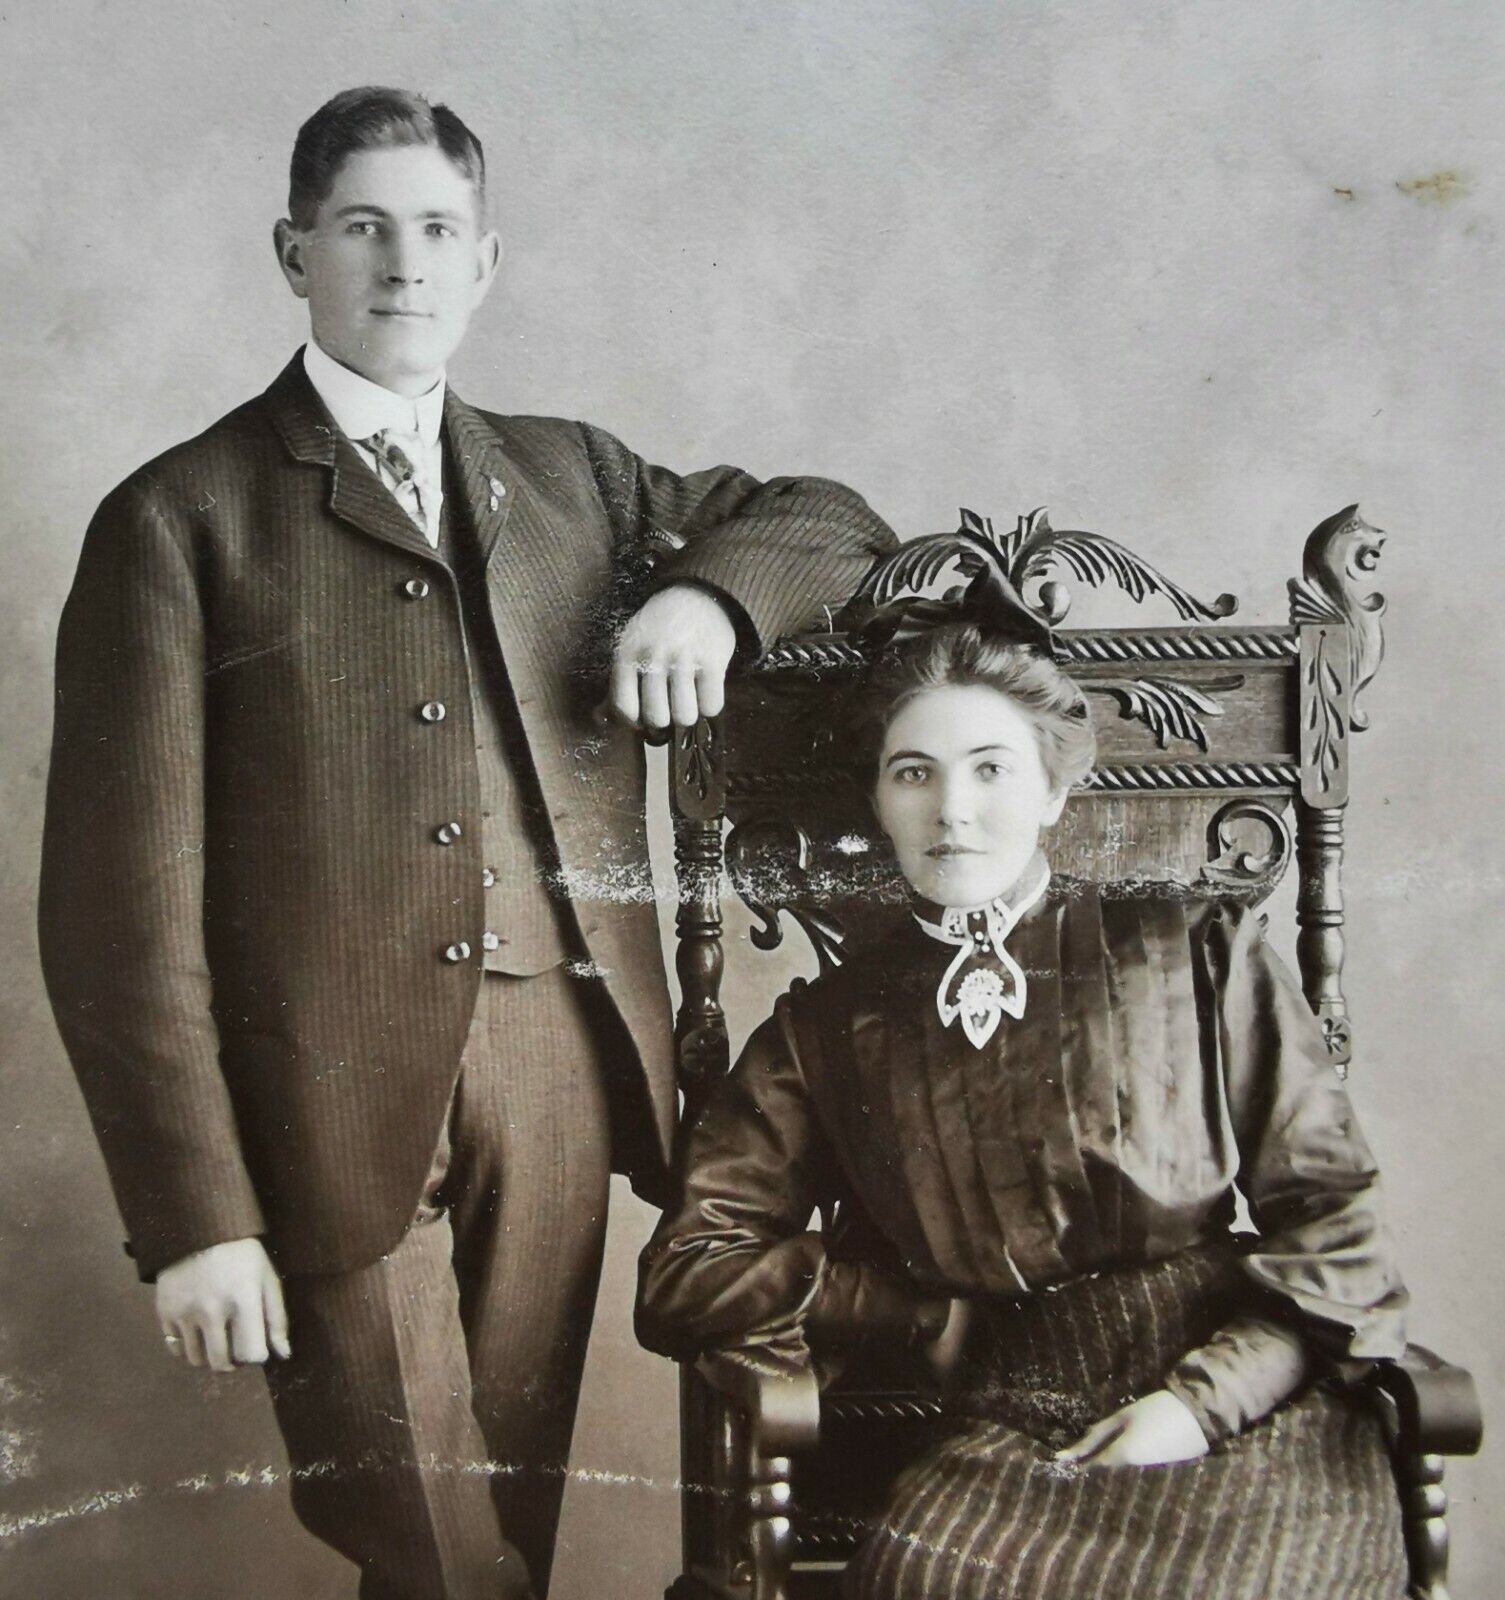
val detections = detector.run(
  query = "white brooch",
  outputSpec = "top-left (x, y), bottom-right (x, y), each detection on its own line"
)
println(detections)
top-left (913, 865), bottom-right (1049, 1049)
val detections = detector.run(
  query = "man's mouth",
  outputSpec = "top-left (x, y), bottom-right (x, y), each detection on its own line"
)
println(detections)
top-left (371, 308), bottom-right (433, 319)
top-left (926, 844), bottom-right (982, 859)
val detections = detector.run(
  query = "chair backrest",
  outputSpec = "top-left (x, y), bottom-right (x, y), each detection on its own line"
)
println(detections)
top-left (668, 504), bottom-right (1388, 1111)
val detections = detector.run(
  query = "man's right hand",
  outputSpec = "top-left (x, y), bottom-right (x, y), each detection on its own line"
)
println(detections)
top-left (155, 1237), bottom-right (290, 1373)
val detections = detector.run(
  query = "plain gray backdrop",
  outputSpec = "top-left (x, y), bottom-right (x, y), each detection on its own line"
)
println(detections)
top-left (1, 2), bottom-right (1499, 1595)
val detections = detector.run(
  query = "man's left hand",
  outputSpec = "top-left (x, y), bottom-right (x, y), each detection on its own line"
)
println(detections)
top-left (610, 585), bottom-right (737, 734)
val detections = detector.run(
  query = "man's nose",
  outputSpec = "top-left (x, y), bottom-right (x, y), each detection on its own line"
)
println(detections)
top-left (382, 235), bottom-right (424, 285)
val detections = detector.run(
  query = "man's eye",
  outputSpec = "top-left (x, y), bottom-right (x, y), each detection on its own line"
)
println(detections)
top-left (347, 221), bottom-right (379, 236)
top-left (426, 222), bottom-right (456, 238)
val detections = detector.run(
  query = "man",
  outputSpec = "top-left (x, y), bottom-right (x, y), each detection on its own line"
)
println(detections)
top-left (37, 87), bottom-right (894, 1599)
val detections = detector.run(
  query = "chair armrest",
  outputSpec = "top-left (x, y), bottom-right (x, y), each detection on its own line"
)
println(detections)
top-left (1373, 1343), bottom-right (1483, 1457)
top-left (695, 1344), bottom-right (823, 1455)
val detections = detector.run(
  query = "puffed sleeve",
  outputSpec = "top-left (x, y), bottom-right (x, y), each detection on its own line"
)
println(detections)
top-left (1162, 905), bottom-right (1408, 1444)
top-left (636, 994), bottom-right (946, 1361)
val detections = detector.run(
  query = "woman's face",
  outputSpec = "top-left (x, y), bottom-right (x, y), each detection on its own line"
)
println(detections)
top-left (874, 682), bottom-right (1068, 907)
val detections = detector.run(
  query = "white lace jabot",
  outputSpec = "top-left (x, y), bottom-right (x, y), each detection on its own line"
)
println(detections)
top-left (911, 858), bottom-right (1051, 1048)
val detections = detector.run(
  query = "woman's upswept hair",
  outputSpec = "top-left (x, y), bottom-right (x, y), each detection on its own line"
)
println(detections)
top-left (858, 624), bottom-right (1096, 793)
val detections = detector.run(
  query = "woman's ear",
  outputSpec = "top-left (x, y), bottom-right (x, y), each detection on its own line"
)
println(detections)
top-left (1040, 784), bottom-right (1070, 828)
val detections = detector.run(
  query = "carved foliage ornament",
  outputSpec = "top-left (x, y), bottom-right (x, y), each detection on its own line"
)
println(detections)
top-left (840, 506), bottom-right (1239, 646)
top-left (1087, 674), bottom-right (1246, 752)
top-left (1288, 503), bottom-right (1387, 732)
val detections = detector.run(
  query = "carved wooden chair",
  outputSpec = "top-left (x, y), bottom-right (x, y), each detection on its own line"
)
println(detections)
top-left (661, 507), bottom-right (1482, 1600)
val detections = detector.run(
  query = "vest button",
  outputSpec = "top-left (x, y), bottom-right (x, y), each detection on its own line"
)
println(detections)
top-left (481, 866), bottom-right (497, 887)
top-left (443, 941), bottom-right (471, 963)
top-left (481, 931), bottom-right (500, 952)
top-left (402, 578), bottom-right (431, 600)
top-left (435, 821), bottom-right (463, 846)
top-left (419, 700), bottom-right (447, 723)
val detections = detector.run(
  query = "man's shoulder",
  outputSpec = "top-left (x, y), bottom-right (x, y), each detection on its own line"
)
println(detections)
top-left (460, 404), bottom-right (598, 454)
top-left (103, 387), bottom-right (286, 512)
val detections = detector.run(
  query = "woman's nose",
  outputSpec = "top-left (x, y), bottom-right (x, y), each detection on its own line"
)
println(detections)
top-left (933, 774), bottom-right (973, 827)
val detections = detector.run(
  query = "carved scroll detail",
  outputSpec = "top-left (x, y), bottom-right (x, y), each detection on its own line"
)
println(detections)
top-left (844, 506), bottom-right (1238, 636)
top-left (1287, 504), bottom-right (1387, 731)
top-left (725, 817), bottom-right (849, 973)
top-left (1088, 674), bottom-right (1244, 752)
top-left (1197, 800), bottom-right (1293, 902)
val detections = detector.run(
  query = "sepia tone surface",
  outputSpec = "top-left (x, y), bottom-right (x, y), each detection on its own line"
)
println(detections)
top-left (1, 2), bottom-right (1499, 1595)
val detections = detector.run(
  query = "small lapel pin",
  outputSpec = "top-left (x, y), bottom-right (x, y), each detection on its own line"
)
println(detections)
top-left (488, 475), bottom-right (506, 511)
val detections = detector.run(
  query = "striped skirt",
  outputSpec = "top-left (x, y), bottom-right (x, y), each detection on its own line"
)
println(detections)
top-left (842, 1248), bottom-right (1407, 1600)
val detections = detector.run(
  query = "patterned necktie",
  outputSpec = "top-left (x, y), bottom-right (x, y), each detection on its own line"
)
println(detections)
top-left (362, 428), bottom-right (435, 537)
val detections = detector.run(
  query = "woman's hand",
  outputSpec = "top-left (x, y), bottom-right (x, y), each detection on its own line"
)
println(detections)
top-left (1055, 1389), bottom-right (1208, 1468)
top-left (919, 1297), bottom-right (973, 1384)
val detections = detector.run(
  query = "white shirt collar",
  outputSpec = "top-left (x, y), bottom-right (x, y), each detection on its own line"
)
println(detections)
top-left (302, 341), bottom-right (446, 449)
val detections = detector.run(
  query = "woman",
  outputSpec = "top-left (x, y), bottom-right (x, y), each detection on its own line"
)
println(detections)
top-left (636, 621), bottom-right (1410, 1599)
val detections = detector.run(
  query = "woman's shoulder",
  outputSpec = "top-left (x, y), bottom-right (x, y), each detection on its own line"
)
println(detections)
top-left (1046, 877), bottom-right (1272, 982)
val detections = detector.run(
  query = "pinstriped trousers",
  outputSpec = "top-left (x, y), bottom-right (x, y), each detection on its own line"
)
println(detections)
top-left (264, 967), bottom-right (617, 1600)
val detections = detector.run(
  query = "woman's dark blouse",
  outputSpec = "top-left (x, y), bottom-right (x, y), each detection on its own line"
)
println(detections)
top-left (636, 884), bottom-right (1408, 1444)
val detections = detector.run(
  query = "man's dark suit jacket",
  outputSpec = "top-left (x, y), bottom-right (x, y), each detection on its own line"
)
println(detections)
top-left (38, 354), bottom-right (894, 1281)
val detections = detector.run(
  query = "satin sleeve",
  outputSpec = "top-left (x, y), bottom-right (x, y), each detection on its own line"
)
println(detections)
top-left (636, 995), bottom-right (945, 1361)
top-left (1165, 905), bottom-right (1408, 1444)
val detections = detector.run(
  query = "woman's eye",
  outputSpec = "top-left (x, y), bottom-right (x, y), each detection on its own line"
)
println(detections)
top-left (977, 761), bottom-right (1009, 780)
top-left (893, 765), bottom-right (929, 785)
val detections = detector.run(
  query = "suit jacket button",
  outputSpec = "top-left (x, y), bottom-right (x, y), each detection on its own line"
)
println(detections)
top-left (443, 941), bottom-right (472, 963)
top-left (420, 700), bottom-right (447, 723)
top-left (402, 578), bottom-right (431, 600)
top-left (435, 821), bottom-right (463, 846)
top-left (481, 931), bottom-right (500, 952)
top-left (481, 866), bottom-right (497, 887)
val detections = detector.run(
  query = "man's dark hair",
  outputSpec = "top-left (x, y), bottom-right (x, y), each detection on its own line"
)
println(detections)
top-left (288, 86), bottom-right (486, 228)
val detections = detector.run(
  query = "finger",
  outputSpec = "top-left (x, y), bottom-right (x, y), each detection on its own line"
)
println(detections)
top-left (609, 653), bottom-right (642, 728)
top-left (263, 1272), bottom-right (291, 1361)
top-left (637, 665), bottom-right (671, 732)
top-left (1056, 1416), bottom-right (1121, 1462)
top-left (229, 1296), bottom-right (270, 1366)
top-left (181, 1323), bottom-right (208, 1369)
top-left (693, 663), bottom-right (726, 720)
top-left (161, 1322), bottom-right (186, 1362)
top-left (198, 1314), bottom-right (235, 1375)
top-left (667, 662), bottom-right (700, 728)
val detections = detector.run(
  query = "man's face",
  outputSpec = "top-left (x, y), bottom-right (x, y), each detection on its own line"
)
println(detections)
top-left (276, 144), bottom-right (500, 396)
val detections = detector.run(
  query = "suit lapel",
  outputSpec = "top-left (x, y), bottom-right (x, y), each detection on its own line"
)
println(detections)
top-left (265, 351), bottom-right (447, 565)
top-left (443, 392), bottom-right (517, 565)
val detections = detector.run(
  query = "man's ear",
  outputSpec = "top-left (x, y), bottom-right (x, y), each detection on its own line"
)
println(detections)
top-left (470, 230), bottom-right (503, 308)
top-left (273, 219), bottom-right (310, 300)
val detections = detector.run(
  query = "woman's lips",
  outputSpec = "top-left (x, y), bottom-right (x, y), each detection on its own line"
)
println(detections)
top-left (926, 844), bottom-right (982, 858)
